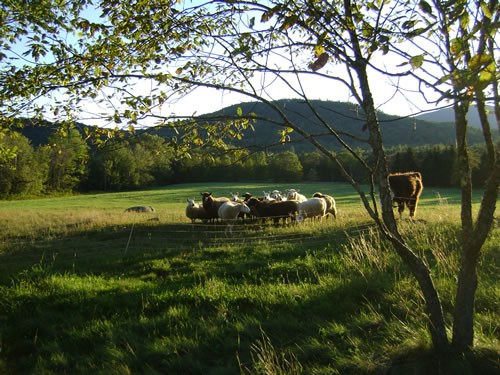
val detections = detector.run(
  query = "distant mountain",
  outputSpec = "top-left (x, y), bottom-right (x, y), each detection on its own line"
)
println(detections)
top-left (13, 118), bottom-right (91, 147)
top-left (14, 100), bottom-right (491, 152)
top-left (184, 99), bottom-right (487, 151)
top-left (415, 105), bottom-right (496, 129)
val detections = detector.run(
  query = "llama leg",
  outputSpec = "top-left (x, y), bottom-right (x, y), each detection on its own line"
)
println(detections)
top-left (398, 202), bottom-right (405, 219)
top-left (408, 199), bottom-right (417, 219)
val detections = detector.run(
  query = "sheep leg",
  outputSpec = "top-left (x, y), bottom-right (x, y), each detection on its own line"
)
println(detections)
top-left (225, 222), bottom-right (234, 236)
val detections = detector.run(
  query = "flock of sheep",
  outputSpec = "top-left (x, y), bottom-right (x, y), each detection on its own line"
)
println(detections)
top-left (186, 189), bottom-right (338, 234)
top-left (185, 171), bottom-right (425, 234)
top-left (121, 173), bottom-right (422, 236)
top-left (123, 173), bottom-right (423, 234)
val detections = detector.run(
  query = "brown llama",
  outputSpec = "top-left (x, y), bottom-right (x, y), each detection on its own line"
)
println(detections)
top-left (387, 172), bottom-right (423, 219)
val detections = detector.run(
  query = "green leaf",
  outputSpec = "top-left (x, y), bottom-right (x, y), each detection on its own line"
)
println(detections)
top-left (369, 42), bottom-right (379, 53)
top-left (261, 5), bottom-right (281, 22)
top-left (410, 54), bottom-right (424, 70)
top-left (280, 15), bottom-right (298, 31)
top-left (236, 107), bottom-right (243, 116)
top-left (450, 38), bottom-right (463, 56)
top-left (460, 12), bottom-right (470, 29)
top-left (362, 21), bottom-right (373, 37)
top-left (480, 1), bottom-right (492, 18)
top-left (477, 61), bottom-right (496, 89)
top-left (314, 45), bottom-right (325, 58)
top-left (419, 0), bottom-right (433, 17)
top-left (469, 54), bottom-right (493, 71)
top-left (113, 112), bottom-right (121, 123)
top-left (402, 20), bottom-right (417, 30)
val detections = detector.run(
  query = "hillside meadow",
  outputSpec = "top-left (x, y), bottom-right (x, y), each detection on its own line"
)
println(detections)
top-left (0, 182), bottom-right (498, 374)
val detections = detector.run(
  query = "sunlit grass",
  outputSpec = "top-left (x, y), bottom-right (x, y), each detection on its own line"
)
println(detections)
top-left (0, 182), bottom-right (498, 374)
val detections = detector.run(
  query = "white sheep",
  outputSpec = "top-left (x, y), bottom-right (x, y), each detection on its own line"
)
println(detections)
top-left (313, 192), bottom-right (337, 219)
top-left (296, 197), bottom-right (327, 223)
top-left (230, 192), bottom-right (253, 221)
top-left (230, 192), bottom-right (241, 202)
top-left (286, 188), bottom-right (307, 202)
top-left (218, 201), bottom-right (251, 234)
top-left (270, 190), bottom-right (286, 201)
top-left (263, 191), bottom-right (275, 201)
top-left (185, 199), bottom-right (209, 223)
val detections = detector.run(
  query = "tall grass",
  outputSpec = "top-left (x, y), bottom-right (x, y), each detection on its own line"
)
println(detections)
top-left (0, 183), bottom-right (498, 374)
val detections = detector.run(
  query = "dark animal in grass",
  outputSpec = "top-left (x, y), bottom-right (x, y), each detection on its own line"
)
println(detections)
top-left (124, 206), bottom-right (155, 213)
top-left (246, 197), bottom-right (300, 225)
top-left (201, 192), bottom-right (230, 222)
top-left (242, 192), bottom-right (253, 201)
top-left (388, 172), bottom-right (424, 219)
top-left (313, 192), bottom-right (337, 219)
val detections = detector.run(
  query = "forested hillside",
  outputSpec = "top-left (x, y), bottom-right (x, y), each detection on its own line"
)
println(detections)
top-left (3, 99), bottom-right (493, 197)
top-left (189, 99), bottom-right (488, 151)
top-left (15, 100), bottom-right (489, 151)
top-left (0, 127), bottom-right (490, 197)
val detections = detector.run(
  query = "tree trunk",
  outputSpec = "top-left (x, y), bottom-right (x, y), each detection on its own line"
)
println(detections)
top-left (391, 238), bottom-right (450, 351)
top-left (361, 92), bottom-right (450, 351)
top-left (452, 96), bottom-right (500, 351)
top-left (349, 44), bottom-right (450, 350)
top-left (452, 164), bottom-right (499, 349)
top-left (452, 243), bottom-right (479, 350)
top-left (451, 100), bottom-right (476, 351)
top-left (454, 102), bottom-right (474, 242)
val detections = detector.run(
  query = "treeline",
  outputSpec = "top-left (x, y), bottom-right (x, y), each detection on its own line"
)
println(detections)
top-left (0, 129), bottom-right (490, 198)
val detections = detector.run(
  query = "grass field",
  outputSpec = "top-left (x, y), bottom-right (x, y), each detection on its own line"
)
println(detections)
top-left (0, 182), bottom-right (498, 374)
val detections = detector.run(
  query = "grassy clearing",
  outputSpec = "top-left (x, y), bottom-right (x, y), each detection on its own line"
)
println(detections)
top-left (0, 182), bottom-right (498, 374)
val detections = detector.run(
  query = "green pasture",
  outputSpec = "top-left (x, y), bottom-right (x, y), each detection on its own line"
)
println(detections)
top-left (0, 182), bottom-right (498, 374)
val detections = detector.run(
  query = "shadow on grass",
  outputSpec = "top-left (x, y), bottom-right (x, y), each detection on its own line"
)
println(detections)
top-left (0, 220), bottom-right (397, 374)
top-left (0, 255), bottom-right (394, 374)
top-left (0, 219), bottom-right (355, 281)
top-left (1, 221), bottom-right (497, 374)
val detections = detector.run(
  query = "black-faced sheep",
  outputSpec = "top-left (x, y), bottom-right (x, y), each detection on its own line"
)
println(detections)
top-left (185, 199), bottom-right (209, 223)
top-left (242, 192), bottom-right (253, 201)
top-left (246, 197), bottom-right (299, 225)
top-left (387, 172), bottom-right (423, 219)
top-left (313, 192), bottom-right (337, 219)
